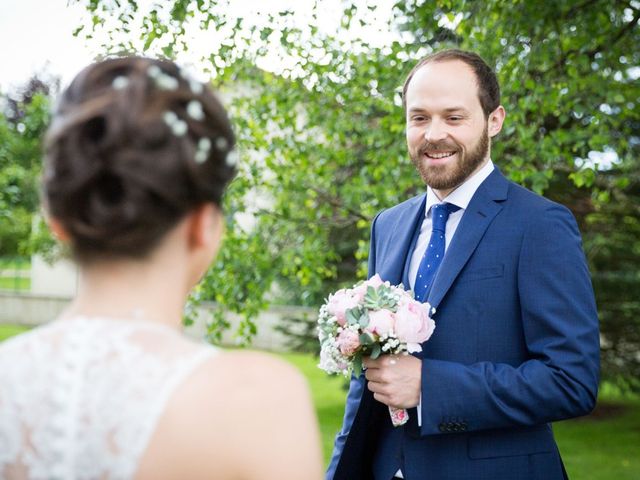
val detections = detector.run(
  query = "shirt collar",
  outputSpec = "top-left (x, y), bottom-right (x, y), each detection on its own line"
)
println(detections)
top-left (425, 159), bottom-right (495, 217)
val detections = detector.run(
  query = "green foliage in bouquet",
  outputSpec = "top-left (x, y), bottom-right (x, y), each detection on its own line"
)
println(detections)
top-left (363, 284), bottom-right (399, 312)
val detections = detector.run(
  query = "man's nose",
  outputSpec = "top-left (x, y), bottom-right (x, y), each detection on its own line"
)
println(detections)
top-left (424, 119), bottom-right (448, 143)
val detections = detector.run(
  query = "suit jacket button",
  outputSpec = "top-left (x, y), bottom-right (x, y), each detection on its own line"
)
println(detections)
top-left (461, 422), bottom-right (468, 431)
top-left (438, 422), bottom-right (447, 432)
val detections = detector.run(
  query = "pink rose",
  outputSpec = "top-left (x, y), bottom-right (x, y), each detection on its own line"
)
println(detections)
top-left (352, 283), bottom-right (368, 302)
top-left (366, 309), bottom-right (396, 336)
top-left (327, 289), bottom-right (359, 326)
top-left (395, 301), bottom-right (435, 353)
top-left (397, 293), bottom-right (412, 308)
top-left (353, 274), bottom-right (385, 301)
top-left (336, 329), bottom-right (361, 356)
top-left (365, 274), bottom-right (384, 289)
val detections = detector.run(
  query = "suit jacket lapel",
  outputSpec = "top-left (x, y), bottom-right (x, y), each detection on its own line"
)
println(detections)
top-left (377, 193), bottom-right (426, 287)
top-left (427, 169), bottom-right (509, 311)
top-left (401, 197), bottom-right (427, 289)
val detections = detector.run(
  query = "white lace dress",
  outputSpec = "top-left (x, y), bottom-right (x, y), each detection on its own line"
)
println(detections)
top-left (0, 317), bottom-right (217, 480)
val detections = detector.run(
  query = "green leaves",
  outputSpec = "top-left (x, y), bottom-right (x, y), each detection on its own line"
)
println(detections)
top-left (352, 354), bottom-right (363, 377)
top-left (364, 284), bottom-right (398, 311)
top-left (0, 89), bottom-right (50, 256)
top-left (69, 1), bottom-right (640, 386)
top-left (346, 307), bottom-right (359, 326)
top-left (569, 168), bottom-right (596, 188)
top-left (358, 331), bottom-right (374, 346)
top-left (346, 307), bottom-right (369, 329)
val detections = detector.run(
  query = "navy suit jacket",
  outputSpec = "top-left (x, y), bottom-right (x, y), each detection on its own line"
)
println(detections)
top-left (326, 168), bottom-right (600, 480)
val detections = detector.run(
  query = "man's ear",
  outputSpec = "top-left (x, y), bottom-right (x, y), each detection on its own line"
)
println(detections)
top-left (47, 216), bottom-right (71, 243)
top-left (488, 105), bottom-right (506, 138)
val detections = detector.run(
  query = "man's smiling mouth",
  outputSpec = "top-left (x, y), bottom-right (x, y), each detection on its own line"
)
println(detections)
top-left (424, 151), bottom-right (456, 159)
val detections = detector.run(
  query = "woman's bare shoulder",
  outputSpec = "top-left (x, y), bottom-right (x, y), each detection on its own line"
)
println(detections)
top-left (139, 349), bottom-right (322, 480)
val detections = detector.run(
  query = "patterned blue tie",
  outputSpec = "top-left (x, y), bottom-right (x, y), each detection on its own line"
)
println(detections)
top-left (413, 203), bottom-right (461, 301)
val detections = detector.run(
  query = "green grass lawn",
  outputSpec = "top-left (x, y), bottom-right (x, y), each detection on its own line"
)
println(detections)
top-left (284, 352), bottom-right (640, 478)
top-left (555, 389), bottom-right (640, 479)
top-left (0, 324), bottom-right (31, 341)
top-left (1, 327), bottom-right (638, 478)
top-left (280, 352), bottom-right (348, 461)
top-left (0, 257), bottom-right (31, 291)
top-left (0, 276), bottom-right (30, 291)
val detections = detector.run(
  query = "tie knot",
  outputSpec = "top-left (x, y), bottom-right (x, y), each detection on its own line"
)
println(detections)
top-left (431, 203), bottom-right (460, 232)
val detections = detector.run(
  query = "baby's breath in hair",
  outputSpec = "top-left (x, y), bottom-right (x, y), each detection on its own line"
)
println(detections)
top-left (162, 111), bottom-right (187, 136)
top-left (186, 100), bottom-right (205, 121)
top-left (147, 64), bottom-right (179, 90)
top-left (109, 62), bottom-right (239, 168)
top-left (179, 68), bottom-right (204, 95)
top-left (112, 76), bottom-right (129, 90)
top-left (195, 138), bottom-right (211, 164)
top-left (226, 150), bottom-right (238, 167)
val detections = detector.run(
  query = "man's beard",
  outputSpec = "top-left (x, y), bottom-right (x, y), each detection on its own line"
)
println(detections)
top-left (410, 124), bottom-right (489, 191)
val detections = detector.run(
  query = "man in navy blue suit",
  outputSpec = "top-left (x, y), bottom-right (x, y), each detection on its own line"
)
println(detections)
top-left (326, 49), bottom-right (600, 480)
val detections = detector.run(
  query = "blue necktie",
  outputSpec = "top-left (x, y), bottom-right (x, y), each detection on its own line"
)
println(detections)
top-left (413, 203), bottom-right (461, 301)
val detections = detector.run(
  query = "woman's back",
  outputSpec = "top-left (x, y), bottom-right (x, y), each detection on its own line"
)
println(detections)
top-left (0, 317), bottom-right (215, 479)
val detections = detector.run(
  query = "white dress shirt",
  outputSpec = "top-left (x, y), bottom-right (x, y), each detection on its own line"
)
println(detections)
top-left (393, 159), bottom-right (494, 479)
top-left (408, 159), bottom-right (495, 291)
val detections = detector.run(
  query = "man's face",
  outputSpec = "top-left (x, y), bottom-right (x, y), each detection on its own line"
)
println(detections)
top-left (405, 60), bottom-right (502, 194)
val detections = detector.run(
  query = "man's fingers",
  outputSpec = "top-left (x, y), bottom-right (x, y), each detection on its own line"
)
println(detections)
top-left (373, 392), bottom-right (388, 404)
top-left (365, 368), bottom-right (383, 383)
top-left (364, 355), bottom-right (401, 369)
top-left (367, 380), bottom-right (381, 392)
top-left (365, 360), bottom-right (401, 383)
top-left (367, 380), bottom-right (387, 394)
top-left (362, 357), bottom-right (381, 369)
top-left (367, 380), bottom-right (396, 402)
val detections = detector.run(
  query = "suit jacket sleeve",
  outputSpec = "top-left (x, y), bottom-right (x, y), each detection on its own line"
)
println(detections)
top-left (325, 210), bottom-right (383, 479)
top-left (418, 204), bottom-right (600, 435)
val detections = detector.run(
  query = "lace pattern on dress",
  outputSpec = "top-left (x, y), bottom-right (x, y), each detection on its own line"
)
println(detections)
top-left (0, 317), bottom-right (216, 480)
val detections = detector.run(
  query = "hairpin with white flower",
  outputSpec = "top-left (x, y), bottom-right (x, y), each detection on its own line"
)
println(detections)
top-left (112, 76), bottom-right (129, 90)
top-left (179, 68), bottom-right (204, 95)
top-left (162, 111), bottom-right (188, 136)
top-left (112, 63), bottom-right (238, 168)
top-left (161, 105), bottom-right (237, 167)
top-left (147, 65), bottom-right (179, 90)
top-left (225, 149), bottom-right (238, 167)
top-left (194, 138), bottom-right (211, 164)
top-left (212, 134), bottom-right (238, 167)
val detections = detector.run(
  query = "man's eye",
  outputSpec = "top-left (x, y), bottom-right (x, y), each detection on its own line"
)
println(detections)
top-left (449, 116), bottom-right (462, 121)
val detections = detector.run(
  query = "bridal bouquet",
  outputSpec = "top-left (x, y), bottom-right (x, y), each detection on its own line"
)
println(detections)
top-left (317, 274), bottom-right (436, 426)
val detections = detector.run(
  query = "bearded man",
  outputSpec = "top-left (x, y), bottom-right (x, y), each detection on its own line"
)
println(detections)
top-left (326, 49), bottom-right (600, 480)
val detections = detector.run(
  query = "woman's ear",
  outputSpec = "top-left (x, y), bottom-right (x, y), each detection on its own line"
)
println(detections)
top-left (187, 203), bottom-right (224, 251)
top-left (47, 216), bottom-right (71, 243)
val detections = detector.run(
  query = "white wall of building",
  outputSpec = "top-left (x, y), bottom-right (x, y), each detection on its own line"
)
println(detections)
top-left (30, 255), bottom-right (78, 297)
top-left (0, 292), bottom-right (314, 352)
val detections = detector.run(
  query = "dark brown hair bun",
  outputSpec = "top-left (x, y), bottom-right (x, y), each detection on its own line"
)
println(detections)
top-left (43, 56), bottom-right (236, 262)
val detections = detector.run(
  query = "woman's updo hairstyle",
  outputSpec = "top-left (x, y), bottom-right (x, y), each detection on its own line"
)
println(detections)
top-left (44, 56), bottom-right (236, 262)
